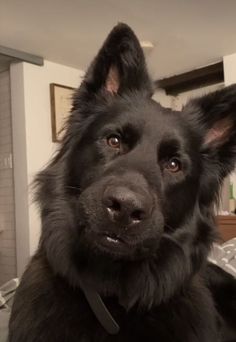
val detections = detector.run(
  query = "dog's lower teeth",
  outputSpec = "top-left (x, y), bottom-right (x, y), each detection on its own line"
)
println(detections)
top-left (106, 236), bottom-right (119, 243)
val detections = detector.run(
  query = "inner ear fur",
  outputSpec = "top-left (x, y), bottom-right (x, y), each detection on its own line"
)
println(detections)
top-left (105, 66), bottom-right (120, 94)
top-left (204, 117), bottom-right (233, 147)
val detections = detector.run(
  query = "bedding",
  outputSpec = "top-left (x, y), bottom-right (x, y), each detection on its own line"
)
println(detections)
top-left (208, 238), bottom-right (236, 278)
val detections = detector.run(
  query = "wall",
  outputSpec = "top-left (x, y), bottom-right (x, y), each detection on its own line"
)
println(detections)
top-left (152, 88), bottom-right (173, 108)
top-left (10, 61), bottom-right (84, 276)
top-left (171, 83), bottom-right (224, 110)
top-left (152, 84), bottom-right (224, 110)
top-left (0, 70), bottom-right (16, 285)
top-left (224, 52), bottom-right (236, 86)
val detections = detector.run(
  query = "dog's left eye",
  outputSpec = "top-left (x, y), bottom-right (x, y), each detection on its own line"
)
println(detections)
top-left (107, 135), bottom-right (121, 149)
top-left (164, 158), bottom-right (182, 173)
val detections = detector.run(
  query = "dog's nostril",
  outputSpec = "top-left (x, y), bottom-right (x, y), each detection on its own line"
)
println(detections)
top-left (107, 199), bottom-right (121, 212)
top-left (130, 210), bottom-right (145, 222)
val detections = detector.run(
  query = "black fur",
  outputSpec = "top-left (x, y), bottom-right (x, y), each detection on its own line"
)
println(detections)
top-left (9, 23), bottom-right (236, 342)
top-left (206, 263), bottom-right (236, 332)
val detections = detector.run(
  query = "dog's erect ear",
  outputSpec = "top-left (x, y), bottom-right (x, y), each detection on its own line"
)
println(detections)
top-left (185, 84), bottom-right (236, 176)
top-left (76, 23), bottom-right (153, 101)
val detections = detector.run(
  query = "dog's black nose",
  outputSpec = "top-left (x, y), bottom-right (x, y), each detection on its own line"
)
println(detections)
top-left (103, 186), bottom-right (150, 226)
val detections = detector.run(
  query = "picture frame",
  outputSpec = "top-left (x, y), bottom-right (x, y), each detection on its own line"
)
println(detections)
top-left (50, 83), bottom-right (75, 142)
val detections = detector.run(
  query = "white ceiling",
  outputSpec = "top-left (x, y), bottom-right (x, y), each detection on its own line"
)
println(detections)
top-left (1, 0), bottom-right (236, 79)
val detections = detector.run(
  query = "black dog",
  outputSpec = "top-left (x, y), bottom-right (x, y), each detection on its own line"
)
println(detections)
top-left (9, 23), bottom-right (236, 342)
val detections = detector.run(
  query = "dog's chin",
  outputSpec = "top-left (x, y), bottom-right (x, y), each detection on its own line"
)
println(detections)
top-left (82, 227), bottom-right (161, 260)
top-left (95, 232), bottom-right (137, 259)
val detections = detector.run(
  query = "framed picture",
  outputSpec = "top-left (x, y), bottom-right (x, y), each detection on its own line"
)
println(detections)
top-left (50, 83), bottom-right (75, 142)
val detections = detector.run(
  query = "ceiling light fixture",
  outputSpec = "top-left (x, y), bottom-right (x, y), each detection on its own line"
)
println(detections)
top-left (140, 41), bottom-right (154, 51)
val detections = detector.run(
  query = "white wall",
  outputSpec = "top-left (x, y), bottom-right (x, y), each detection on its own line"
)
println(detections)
top-left (171, 83), bottom-right (224, 110)
top-left (224, 53), bottom-right (236, 86)
top-left (153, 84), bottom-right (224, 111)
top-left (152, 88), bottom-right (173, 108)
top-left (10, 61), bottom-right (84, 276)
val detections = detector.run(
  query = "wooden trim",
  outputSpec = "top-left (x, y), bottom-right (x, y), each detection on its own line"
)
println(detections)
top-left (51, 83), bottom-right (75, 92)
top-left (155, 62), bottom-right (224, 95)
top-left (50, 83), bottom-right (57, 142)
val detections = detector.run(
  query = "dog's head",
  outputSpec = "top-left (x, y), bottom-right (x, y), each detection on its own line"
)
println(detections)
top-left (37, 24), bottom-right (236, 307)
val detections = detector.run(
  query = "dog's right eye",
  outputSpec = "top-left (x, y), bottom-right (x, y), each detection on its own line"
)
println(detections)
top-left (164, 157), bottom-right (182, 173)
top-left (106, 135), bottom-right (121, 149)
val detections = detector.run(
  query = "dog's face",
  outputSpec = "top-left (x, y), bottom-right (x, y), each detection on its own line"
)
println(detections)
top-left (68, 95), bottom-right (201, 260)
top-left (37, 24), bottom-right (236, 305)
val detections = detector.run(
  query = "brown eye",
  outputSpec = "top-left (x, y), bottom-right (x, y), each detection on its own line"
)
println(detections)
top-left (107, 135), bottom-right (121, 149)
top-left (165, 158), bottom-right (181, 173)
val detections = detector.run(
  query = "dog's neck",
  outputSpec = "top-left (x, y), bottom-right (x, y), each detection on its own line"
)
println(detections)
top-left (76, 233), bottom-right (195, 311)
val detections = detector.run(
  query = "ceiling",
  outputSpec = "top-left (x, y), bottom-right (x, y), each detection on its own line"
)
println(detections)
top-left (1, 0), bottom-right (236, 79)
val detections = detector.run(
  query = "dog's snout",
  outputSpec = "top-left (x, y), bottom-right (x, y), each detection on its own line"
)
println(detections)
top-left (103, 186), bottom-right (151, 226)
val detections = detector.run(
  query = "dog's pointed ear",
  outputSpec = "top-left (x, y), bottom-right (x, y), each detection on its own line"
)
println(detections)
top-left (185, 84), bottom-right (236, 176)
top-left (76, 23), bottom-right (153, 102)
